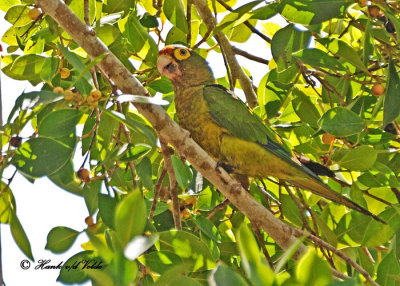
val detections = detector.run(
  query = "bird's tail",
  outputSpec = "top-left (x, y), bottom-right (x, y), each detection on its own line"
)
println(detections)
top-left (288, 179), bottom-right (385, 224)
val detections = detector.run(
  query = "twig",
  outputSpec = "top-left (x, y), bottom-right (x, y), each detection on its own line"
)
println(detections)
top-left (292, 229), bottom-right (379, 286)
top-left (232, 46), bottom-right (269, 65)
top-left (215, 0), bottom-right (271, 44)
top-left (160, 141), bottom-right (181, 230)
top-left (187, 0), bottom-right (192, 45)
top-left (251, 224), bottom-right (274, 269)
top-left (207, 198), bottom-right (230, 220)
top-left (193, 0), bottom-right (258, 107)
top-left (116, 102), bottom-right (137, 189)
top-left (84, 0), bottom-right (89, 25)
top-left (149, 168), bottom-right (167, 221)
top-left (391, 188), bottom-right (400, 204)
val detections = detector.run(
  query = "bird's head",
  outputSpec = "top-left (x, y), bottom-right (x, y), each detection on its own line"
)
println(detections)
top-left (157, 45), bottom-right (214, 87)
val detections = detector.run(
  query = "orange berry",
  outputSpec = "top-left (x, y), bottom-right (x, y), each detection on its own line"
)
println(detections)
top-left (85, 216), bottom-right (94, 226)
top-left (86, 95), bottom-right (97, 104)
top-left (322, 133), bottom-right (336, 144)
top-left (53, 86), bottom-right (64, 94)
top-left (77, 167), bottom-right (91, 183)
top-left (371, 83), bottom-right (385, 96)
top-left (89, 89), bottom-right (102, 100)
top-left (368, 6), bottom-right (380, 17)
top-left (359, 0), bottom-right (367, 7)
top-left (28, 7), bottom-right (41, 20)
top-left (60, 67), bottom-right (70, 79)
top-left (180, 209), bottom-right (190, 219)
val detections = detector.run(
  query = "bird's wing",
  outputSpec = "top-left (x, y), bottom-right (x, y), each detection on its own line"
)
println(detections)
top-left (203, 84), bottom-right (322, 181)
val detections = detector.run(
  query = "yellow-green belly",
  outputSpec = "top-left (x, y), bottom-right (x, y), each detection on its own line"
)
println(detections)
top-left (175, 86), bottom-right (307, 181)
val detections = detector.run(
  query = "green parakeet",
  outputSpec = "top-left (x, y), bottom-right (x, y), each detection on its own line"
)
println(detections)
top-left (157, 44), bottom-right (382, 223)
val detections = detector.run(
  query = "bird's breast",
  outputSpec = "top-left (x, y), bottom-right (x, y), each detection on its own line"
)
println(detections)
top-left (175, 86), bottom-right (226, 160)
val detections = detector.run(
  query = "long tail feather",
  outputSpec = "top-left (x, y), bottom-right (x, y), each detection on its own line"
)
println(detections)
top-left (288, 179), bottom-right (385, 224)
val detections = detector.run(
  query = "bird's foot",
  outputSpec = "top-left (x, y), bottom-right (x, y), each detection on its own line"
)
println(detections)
top-left (216, 161), bottom-right (235, 174)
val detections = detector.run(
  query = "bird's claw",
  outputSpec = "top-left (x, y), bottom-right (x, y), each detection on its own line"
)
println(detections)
top-left (216, 161), bottom-right (235, 174)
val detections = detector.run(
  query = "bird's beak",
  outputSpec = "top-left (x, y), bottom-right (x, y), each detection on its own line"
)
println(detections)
top-left (157, 54), bottom-right (172, 76)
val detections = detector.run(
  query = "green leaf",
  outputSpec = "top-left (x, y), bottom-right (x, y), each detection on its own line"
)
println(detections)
top-left (163, 0), bottom-right (188, 34)
top-left (317, 38), bottom-right (367, 71)
top-left (124, 234), bottom-right (160, 260)
top-left (337, 145), bottom-right (377, 171)
top-left (292, 88), bottom-right (321, 128)
top-left (0, 0), bottom-right (19, 12)
top-left (140, 13), bottom-right (159, 28)
top-left (49, 160), bottom-right (83, 196)
top-left (236, 223), bottom-right (274, 286)
top-left (209, 262), bottom-right (250, 286)
top-left (296, 248), bottom-right (332, 286)
top-left (376, 250), bottom-right (400, 286)
top-left (115, 191), bottom-right (147, 247)
top-left (2, 54), bottom-right (46, 81)
top-left (318, 107), bottom-right (365, 137)
top-left (0, 184), bottom-right (14, 223)
top-left (38, 109), bottom-right (83, 138)
top-left (361, 207), bottom-right (400, 247)
top-left (271, 24), bottom-right (311, 62)
top-left (139, 251), bottom-right (183, 274)
top-left (158, 230), bottom-right (215, 271)
top-left (12, 137), bottom-right (73, 178)
top-left (7, 90), bottom-right (64, 123)
top-left (275, 0), bottom-right (351, 25)
top-left (57, 251), bottom-right (105, 284)
top-left (5, 5), bottom-right (31, 27)
top-left (171, 155), bottom-right (192, 189)
top-left (165, 26), bottom-right (187, 45)
top-left (98, 194), bottom-right (117, 229)
top-left (119, 14), bottom-right (158, 65)
top-left (103, 0), bottom-right (133, 14)
top-left (192, 215), bottom-right (222, 242)
top-left (58, 46), bottom-right (88, 76)
top-left (292, 48), bottom-right (345, 71)
top-left (383, 60), bottom-right (400, 126)
top-left (10, 212), bottom-right (34, 260)
top-left (281, 194), bottom-right (303, 226)
top-left (45, 227), bottom-right (80, 253)
top-left (136, 156), bottom-right (154, 191)
top-left (40, 56), bottom-right (60, 82)
top-left (98, 111), bottom-right (117, 148)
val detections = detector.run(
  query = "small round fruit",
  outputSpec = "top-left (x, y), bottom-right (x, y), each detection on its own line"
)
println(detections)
top-left (60, 67), bottom-right (70, 79)
top-left (368, 6), bottom-right (380, 17)
top-left (53, 86), bottom-right (64, 94)
top-left (28, 7), bottom-right (41, 20)
top-left (372, 83), bottom-right (385, 96)
top-left (10, 136), bottom-right (22, 148)
top-left (86, 95), bottom-right (97, 104)
top-left (322, 133), bottom-right (336, 144)
top-left (359, 0), bottom-right (367, 7)
top-left (89, 89), bottom-right (102, 100)
top-left (85, 216), bottom-right (94, 226)
top-left (77, 167), bottom-right (91, 183)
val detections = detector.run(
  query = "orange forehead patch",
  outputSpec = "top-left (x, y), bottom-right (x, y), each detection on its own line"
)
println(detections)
top-left (158, 46), bottom-right (174, 56)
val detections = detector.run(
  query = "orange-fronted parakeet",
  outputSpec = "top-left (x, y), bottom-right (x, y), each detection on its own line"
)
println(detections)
top-left (157, 45), bottom-right (382, 223)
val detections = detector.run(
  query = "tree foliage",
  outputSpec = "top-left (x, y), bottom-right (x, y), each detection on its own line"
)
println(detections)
top-left (1, 0), bottom-right (400, 285)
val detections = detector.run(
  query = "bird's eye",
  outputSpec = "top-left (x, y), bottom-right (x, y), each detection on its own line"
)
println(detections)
top-left (174, 48), bottom-right (191, 60)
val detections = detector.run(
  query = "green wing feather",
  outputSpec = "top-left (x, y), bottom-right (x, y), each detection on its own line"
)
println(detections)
top-left (203, 84), bottom-right (323, 182)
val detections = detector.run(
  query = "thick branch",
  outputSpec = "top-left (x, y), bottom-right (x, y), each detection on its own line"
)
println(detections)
top-left (193, 0), bottom-right (258, 107)
top-left (36, 0), bottom-right (305, 255)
